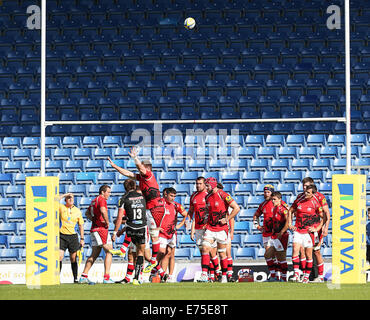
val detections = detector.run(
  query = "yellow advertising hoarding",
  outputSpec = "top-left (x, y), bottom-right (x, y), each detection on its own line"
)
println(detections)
top-left (26, 176), bottom-right (60, 286)
top-left (332, 174), bottom-right (367, 284)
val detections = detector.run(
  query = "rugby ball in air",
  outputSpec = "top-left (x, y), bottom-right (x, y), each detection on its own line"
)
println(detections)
top-left (184, 17), bottom-right (196, 29)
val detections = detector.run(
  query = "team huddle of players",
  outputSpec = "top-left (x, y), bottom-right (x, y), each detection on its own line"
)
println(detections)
top-left (60, 147), bottom-right (329, 284)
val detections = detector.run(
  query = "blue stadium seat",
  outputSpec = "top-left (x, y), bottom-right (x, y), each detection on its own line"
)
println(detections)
top-left (76, 172), bottom-right (96, 184)
top-left (249, 159), bottom-right (269, 171)
top-left (178, 234), bottom-right (195, 247)
top-left (298, 146), bottom-right (318, 158)
top-left (85, 160), bottom-right (105, 172)
top-left (0, 235), bottom-right (7, 248)
top-left (0, 173), bottom-right (13, 185)
top-left (238, 208), bottom-right (255, 221)
top-left (240, 171), bottom-right (261, 183)
top-left (52, 149), bottom-right (72, 160)
top-left (0, 222), bottom-right (17, 235)
top-left (65, 160), bottom-right (84, 172)
top-left (233, 181), bottom-right (253, 195)
top-left (175, 248), bottom-right (193, 260)
top-left (234, 247), bottom-right (257, 260)
top-left (2, 137), bottom-right (21, 149)
top-left (4, 161), bottom-right (23, 173)
top-left (58, 173), bottom-right (75, 185)
top-left (243, 234), bottom-right (263, 247)
top-left (0, 149), bottom-right (12, 161)
top-left (7, 235), bottom-right (26, 248)
top-left (291, 159), bottom-right (311, 171)
top-left (283, 171), bottom-right (304, 183)
top-left (0, 248), bottom-right (19, 261)
top-left (311, 159), bottom-right (332, 171)
top-left (246, 195), bottom-right (265, 208)
top-left (4, 185), bottom-right (24, 198)
top-left (66, 185), bottom-right (87, 197)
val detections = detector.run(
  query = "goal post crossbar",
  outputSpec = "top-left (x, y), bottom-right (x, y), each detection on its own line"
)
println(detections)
top-left (44, 117), bottom-right (346, 126)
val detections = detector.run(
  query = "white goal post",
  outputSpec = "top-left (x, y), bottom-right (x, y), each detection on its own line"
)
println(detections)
top-left (38, 0), bottom-right (353, 177)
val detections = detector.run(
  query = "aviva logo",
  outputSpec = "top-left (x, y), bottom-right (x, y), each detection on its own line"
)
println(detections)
top-left (31, 186), bottom-right (47, 203)
top-left (338, 184), bottom-right (354, 201)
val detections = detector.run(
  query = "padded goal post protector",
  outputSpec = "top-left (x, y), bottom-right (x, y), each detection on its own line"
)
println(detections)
top-left (26, 176), bottom-right (60, 286)
top-left (332, 174), bottom-right (367, 284)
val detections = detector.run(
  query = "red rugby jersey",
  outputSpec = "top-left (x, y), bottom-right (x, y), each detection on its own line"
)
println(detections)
top-left (205, 190), bottom-right (234, 233)
top-left (89, 195), bottom-right (108, 231)
top-left (189, 190), bottom-right (207, 230)
top-left (159, 201), bottom-right (185, 239)
top-left (135, 169), bottom-right (161, 210)
top-left (292, 197), bottom-right (322, 234)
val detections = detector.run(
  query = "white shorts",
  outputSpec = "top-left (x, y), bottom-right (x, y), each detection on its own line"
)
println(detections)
top-left (293, 231), bottom-right (313, 248)
top-left (91, 230), bottom-right (112, 247)
top-left (159, 233), bottom-right (177, 249)
top-left (130, 226), bottom-right (150, 252)
top-left (146, 210), bottom-right (159, 237)
top-left (203, 229), bottom-right (228, 246)
top-left (263, 236), bottom-right (272, 248)
top-left (267, 238), bottom-right (284, 252)
top-left (194, 229), bottom-right (217, 249)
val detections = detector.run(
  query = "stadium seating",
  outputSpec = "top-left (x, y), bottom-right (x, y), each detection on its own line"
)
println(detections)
top-left (0, 0), bottom-right (368, 262)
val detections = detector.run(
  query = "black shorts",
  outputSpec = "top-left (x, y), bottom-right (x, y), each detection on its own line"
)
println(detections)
top-left (60, 233), bottom-right (80, 253)
top-left (126, 226), bottom-right (146, 246)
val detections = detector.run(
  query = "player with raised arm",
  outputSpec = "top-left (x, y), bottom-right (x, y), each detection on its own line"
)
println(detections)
top-left (79, 185), bottom-right (113, 284)
top-left (288, 184), bottom-right (326, 283)
top-left (199, 177), bottom-right (240, 283)
top-left (108, 147), bottom-right (162, 273)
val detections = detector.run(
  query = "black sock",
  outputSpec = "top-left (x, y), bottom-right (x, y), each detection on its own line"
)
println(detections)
top-left (71, 262), bottom-right (78, 281)
top-left (60, 261), bottom-right (62, 272)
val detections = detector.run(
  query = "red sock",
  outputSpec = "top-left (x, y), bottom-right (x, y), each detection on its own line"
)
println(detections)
top-left (266, 258), bottom-right (276, 278)
top-left (317, 263), bottom-right (324, 277)
top-left (280, 261), bottom-right (288, 281)
top-left (300, 257), bottom-right (306, 273)
top-left (126, 262), bottom-right (135, 277)
top-left (292, 256), bottom-right (300, 276)
top-left (104, 274), bottom-right (110, 281)
top-left (201, 253), bottom-right (210, 273)
top-left (157, 267), bottom-right (165, 277)
top-left (227, 257), bottom-right (233, 278)
top-left (120, 235), bottom-right (131, 253)
top-left (150, 241), bottom-right (160, 264)
top-left (81, 273), bottom-right (88, 278)
top-left (211, 255), bottom-right (219, 271)
top-left (305, 259), bottom-right (313, 278)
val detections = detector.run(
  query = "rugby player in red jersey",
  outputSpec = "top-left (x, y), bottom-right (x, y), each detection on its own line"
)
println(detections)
top-left (264, 191), bottom-right (289, 282)
top-left (253, 185), bottom-right (288, 280)
top-left (189, 177), bottom-right (218, 281)
top-left (150, 187), bottom-right (187, 281)
top-left (79, 185), bottom-right (113, 284)
top-left (290, 177), bottom-right (331, 282)
top-left (108, 147), bottom-right (162, 272)
top-left (199, 177), bottom-right (240, 283)
top-left (288, 184), bottom-right (326, 283)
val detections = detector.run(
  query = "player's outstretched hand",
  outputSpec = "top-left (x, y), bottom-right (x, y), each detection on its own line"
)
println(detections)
top-left (128, 147), bottom-right (138, 159)
top-left (107, 157), bottom-right (114, 166)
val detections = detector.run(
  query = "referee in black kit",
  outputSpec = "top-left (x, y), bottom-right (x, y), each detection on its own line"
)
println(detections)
top-left (115, 179), bottom-right (148, 285)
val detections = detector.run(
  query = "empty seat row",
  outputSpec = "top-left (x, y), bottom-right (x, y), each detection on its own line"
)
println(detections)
top-left (1, 133), bottom-right (369, 149)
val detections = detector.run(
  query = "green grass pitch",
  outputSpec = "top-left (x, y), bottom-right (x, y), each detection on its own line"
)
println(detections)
top-left (1, 282), bottom-right (369, 300)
